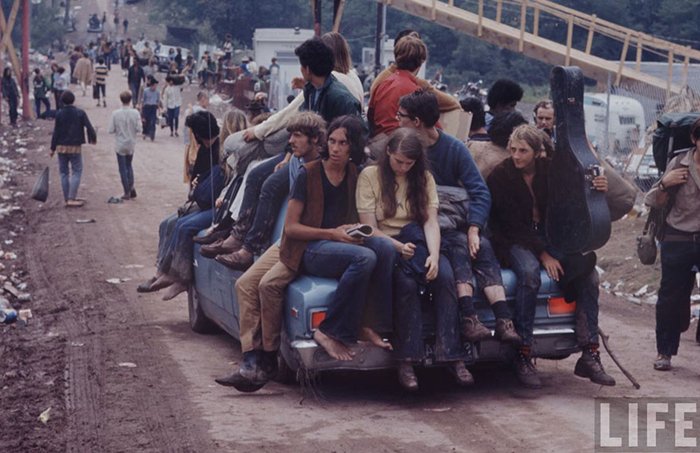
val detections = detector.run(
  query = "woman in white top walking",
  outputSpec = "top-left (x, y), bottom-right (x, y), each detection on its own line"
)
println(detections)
top-left (162, 75), bottom-right (183, 136)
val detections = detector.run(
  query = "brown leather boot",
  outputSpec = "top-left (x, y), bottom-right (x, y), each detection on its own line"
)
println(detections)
top-left (215, 248), bottom-right (254, 271)
top-left (200, 235), bottom-right (242, 258)
top-left (461, 315), bottom-right (491, 342)
top-left (494, 318), bottom-right (522, 344)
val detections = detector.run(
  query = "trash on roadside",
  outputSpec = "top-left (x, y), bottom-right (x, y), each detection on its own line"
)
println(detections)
top-left (38, 407), bottom-right (51, 424)
top-left (75, 218), bottom-right (96, 224)
top-left (118, 362), bottom-right (137, 368)
top-left (595, 265), bottom-right (605, 275)
top-left (3, 282), bottom-right (19, 297)
top-left (0, 296), bottom-right (17, 324)
top-left (3, 252), bottom-right (17, 260)
top-left (107, 196), bottom-right (123, 204)
top-left (17, 293), bottom-right (31, 303)
top-left (423, 407), bottom-right (452, 412)
top-left (18, 309), bottom-right (32, 324)
top-left (122, 264), bottom-right (144, 269)
top-left (633, 285), bottom-right (649, 297)
top-left (626, 296), bottom-right (641, 305)
top-left (106, 278), bottom-right (131, 284)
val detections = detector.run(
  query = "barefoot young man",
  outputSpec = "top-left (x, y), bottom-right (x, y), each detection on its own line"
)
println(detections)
top-left (215, 115), bottom-right (373, 391)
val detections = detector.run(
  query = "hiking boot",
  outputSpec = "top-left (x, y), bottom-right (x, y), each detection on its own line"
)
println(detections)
top-left (449, 361), bottom-right (475, 387)
top-left (514, 352), bottom-right (543, 389)
top-left (397, 362), bottom-right (418, 392)
top-left (215, 249), bottom-right (254, 271)
top-left (200, 235), bottom-right (242, 258)
top-left (574, 349), bottom-right (616, 386)
top-left (653, 354), bottom-right (672, 371)
top-left (494, 318), bottom-right (521, 344)
top-left (461, 315), bottom-right (491, 342)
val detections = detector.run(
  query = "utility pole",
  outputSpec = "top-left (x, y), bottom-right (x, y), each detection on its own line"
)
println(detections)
top-left (21, 0), bottom-right (30, 120)
top-left (374, 3), bottom-right (386, 76)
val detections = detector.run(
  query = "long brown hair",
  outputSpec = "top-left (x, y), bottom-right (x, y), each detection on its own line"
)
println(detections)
top-left (379, 128), bottom-right (429, 224)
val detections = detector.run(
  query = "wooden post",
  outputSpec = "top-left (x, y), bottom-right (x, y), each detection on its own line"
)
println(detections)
top-left (21, 0), bottom-right (29, 120)
top-left (616, 32), bottom-right (631, 86)
top-left (312, 0), bottom-right (321, 36)
top-left (635, 35), bottom-right (643, 72)
top-left (565, 15), bottom-right (573, 65)
top-left (448, 0), bottom-right (454, 7)
top-left (585, 14), bottom-right (596, 54)
top-left (667, 51), bottom-right (674, 98)
top-left (496, 0), bottom-right (502, 23)
top-left (477, 0), bottom-right (484, 37)
top-left (332, 0), bottom-right (346, 33)
top-left (533, 4), bottom-right (540, 37)
top-left (431, 0), bottom-right (437, 21)
top-left (518, 0), bottom-right (527, 53)
top-left (682, 49), bottom-right (690, 87)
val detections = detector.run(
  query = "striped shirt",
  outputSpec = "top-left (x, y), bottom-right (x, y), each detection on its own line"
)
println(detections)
top-left (94, 64), bottom-right (108, 85)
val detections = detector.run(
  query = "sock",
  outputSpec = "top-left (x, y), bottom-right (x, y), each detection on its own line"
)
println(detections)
top-left (458, 296), bottom-right (476, 318)
top-left (491, 300), bottom-right (511, 319)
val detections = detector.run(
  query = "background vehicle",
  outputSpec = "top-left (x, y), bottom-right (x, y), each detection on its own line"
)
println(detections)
top-left (189, 205), bottom-right (580, 382)
top-left (87, 14), bottom-right (103, 33)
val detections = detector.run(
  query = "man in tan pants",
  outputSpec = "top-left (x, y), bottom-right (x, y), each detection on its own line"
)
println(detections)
top-left (214, 112), bottom-right (326, 392)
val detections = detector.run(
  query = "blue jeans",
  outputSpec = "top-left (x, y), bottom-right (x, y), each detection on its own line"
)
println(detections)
top-left (361, 236), bottom-right (397, 333)
top-left (656, 240), bottom-right (700, 356)
top-left (392, 254), bottom-right (466, 363)
top-left (509, 245), bottom-right (600, 348)
top-left (57, 153), bottom-right (82, 201)
top-left (34, 97), bottom-right (51, 118)
top-left (302, 240), bottom-right (377, 344)
top-left (441, 229), bottom-right (503, 287)
top-left (167, 106), bottom-right (180, 133)
top-left (143, 104), bottom-right (157, 140)
top-left (232, 154), bottom-right (285, 251)
top-left (116, 153), bottom-right (134, 195)
top-left (158, 209), bottom-right (214, 282)
top-left (129, 84), bottom-right (140, 107)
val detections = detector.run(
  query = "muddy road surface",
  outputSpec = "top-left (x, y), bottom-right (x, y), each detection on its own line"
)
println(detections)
top-left (2, 66), bottom-right (700, 452)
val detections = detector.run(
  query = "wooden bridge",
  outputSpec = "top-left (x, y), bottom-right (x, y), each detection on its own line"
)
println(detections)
top-left (376, 0), bottom-right (700, 97)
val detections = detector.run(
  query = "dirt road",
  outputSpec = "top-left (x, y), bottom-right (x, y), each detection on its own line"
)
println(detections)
top-left (1, 23), bottom-right (699, 453)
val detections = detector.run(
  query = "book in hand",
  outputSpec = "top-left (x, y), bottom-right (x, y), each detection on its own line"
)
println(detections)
top-left (346, 224), bottom-right (374, 239)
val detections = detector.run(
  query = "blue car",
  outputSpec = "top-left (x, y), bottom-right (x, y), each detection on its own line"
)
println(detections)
top-left (188, 204), bottom-right (580, 382)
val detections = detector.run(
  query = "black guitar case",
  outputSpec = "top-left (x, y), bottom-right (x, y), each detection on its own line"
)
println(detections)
top-left (546, 66), bottom-right (611, 253)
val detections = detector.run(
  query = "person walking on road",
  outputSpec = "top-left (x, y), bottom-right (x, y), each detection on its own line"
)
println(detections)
top-left (162, 75), bottom-right (182, 137)
top-left (108, 91), bottom-right (142, 200)
top-left (140, 77), bottom-right (160, 141)
top-left (2, 67), bottom-right (20, 126)
top-left (73, 52), bottom-right (93, 97)
top-left (50, 90), bottom-right (97, 207)
top-left (122, 18), bottom-right (129, 34)
top-left (33, 68), bottom-right (52, 118)
top-left (94, 57), bottom-right (109, 107)
top-left (127, 58), bottom-right (145, 107)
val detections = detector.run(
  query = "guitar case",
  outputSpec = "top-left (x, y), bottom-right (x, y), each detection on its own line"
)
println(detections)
top-left (546, 66), bottom-right (611, 253)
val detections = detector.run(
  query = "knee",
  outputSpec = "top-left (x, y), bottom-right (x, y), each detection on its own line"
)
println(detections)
top-left (353, 248), bottom-right (377, 272)
top-left (518, 268), bottom-right (541, 290)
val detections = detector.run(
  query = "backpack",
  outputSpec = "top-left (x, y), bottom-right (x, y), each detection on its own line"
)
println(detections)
top-left (652, 112), bottom-right (700, 173)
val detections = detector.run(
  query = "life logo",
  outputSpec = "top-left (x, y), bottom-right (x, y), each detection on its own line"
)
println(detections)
top-left (595, 398), bottom-right (700, 452)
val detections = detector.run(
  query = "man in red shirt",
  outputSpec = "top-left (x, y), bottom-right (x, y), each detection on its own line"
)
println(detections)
top-left (367, 36), bottom-right (427, 158)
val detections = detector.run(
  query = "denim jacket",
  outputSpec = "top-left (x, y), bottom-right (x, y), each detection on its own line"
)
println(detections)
top-left (51, 105), bottom-right (97, 151)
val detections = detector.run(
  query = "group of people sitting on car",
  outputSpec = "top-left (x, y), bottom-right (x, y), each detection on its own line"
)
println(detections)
top-left (138, 29), bottom-right (618, 393)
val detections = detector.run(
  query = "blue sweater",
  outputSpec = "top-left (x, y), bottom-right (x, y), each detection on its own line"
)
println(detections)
top-left (426, 130), bottom-right (491, 229)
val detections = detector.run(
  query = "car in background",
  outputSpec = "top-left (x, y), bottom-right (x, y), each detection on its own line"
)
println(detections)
top-left (188, 204), bottom-right (580, 383)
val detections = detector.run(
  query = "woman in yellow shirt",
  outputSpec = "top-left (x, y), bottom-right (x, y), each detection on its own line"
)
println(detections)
top-left (357, 128), bottom-right (471, 391)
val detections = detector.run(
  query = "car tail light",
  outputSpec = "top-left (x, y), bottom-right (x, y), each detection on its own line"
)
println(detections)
top-left (548, 297), bottom-right (576, 316)
top-left (310, 310), bottom-right (326, 329)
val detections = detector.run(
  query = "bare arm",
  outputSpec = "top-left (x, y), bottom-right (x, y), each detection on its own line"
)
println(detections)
top-left (423, 207), bottom-right (440, 281)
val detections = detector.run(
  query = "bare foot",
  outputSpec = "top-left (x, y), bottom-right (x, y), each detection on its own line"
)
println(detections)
top-left (149, 273), bottom-right (176, 292)
top-left (313, 330), bottom-right (354, 361)
top-left (161, 281), bottom-right (188, 301)
top-left (359, 327), bottom-right (393, 351)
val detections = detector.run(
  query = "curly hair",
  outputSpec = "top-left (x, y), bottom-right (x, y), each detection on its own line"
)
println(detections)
top-left (322, 115), bottom-right (367, 165)
top-left (379, 128), bottom-right (429, 224)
